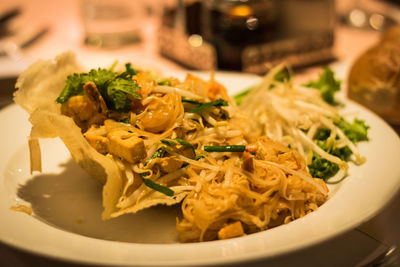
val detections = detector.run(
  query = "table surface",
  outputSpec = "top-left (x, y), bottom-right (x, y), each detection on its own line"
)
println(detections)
top-left (0, 0), bottom-right (399, 266)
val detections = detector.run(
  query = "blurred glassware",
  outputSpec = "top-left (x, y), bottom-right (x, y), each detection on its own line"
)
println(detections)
top-left (158, 0), bottom-right (217, 70)
top-left (158, 0), bottom-right (335, 73)
top-left (338, 0), bottom-right (400, 31)
top-left (202, 0), bottom-right (279, 70)
top-left (81, 0), bottom-right (144, 48)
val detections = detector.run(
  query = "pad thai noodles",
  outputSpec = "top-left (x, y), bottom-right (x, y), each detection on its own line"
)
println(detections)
top-left (15, 52), bottom-right (368, 242)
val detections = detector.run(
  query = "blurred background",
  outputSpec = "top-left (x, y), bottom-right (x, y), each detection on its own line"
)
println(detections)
top-left (0, 0), bottom-right (400, 128)
top-left (0, 0), bottom-right (400, 266)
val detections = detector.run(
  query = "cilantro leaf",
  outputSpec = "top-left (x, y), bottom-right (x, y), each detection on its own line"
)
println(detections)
top-left (117, 63), bottom-right (137, 79)
top-left (87, 68), bottom-right (116, 90)
top-left (56, 73), bottom-right (88, 103)
top-left (306, 67), bottom-right (341, 104)
top-left (56, 65), bottom-right (142, 112)
top-left (106, 78), bottom-right (141, 111)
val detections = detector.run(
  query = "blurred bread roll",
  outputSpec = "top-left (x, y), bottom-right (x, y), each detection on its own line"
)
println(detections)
top-left (348, 25), bottom-right (400, 125)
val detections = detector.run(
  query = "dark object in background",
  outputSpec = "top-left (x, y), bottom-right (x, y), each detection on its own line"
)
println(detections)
top-left (0, 7), bottom-right (21, 38)
top-left (0, 77), bottom-right (17, 109)
top-left (202, 0), bottom-right (278, 70)
top-left (158, 0), bottom-right (335, 73)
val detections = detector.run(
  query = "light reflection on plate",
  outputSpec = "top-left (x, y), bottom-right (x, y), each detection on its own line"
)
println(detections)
top-left (0, 72), bottom-right (400, 266)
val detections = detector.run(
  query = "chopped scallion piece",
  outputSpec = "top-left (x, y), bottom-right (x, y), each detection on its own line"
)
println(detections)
top-left (204, 145), bottom-right (245, 152)
top-left (157, 80), bottom-right (172, 86)
top-left (175, 138), bottom-right (194, 148)
top-left (233, 87), bottom-right (252, 106)
top-left (182, 99), bottom-right (202, 105)
top-left (161, 138), bottom-right (194, 148)
top-left (195, 155), bottom-right (205, 160)
top-left (149, 146), bottom-right (167, 160)
top-left (140, 173), bottom-right (174, 196)
top-left (189, 98), bottom-right (228, 113)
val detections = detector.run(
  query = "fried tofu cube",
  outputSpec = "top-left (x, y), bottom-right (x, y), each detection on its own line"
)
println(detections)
top-left (218, 221), bottom-right (245, 240)
top-left (85, 134), bottom-right (109, 155)
top-left (107, 130), bottom-right (146, 163)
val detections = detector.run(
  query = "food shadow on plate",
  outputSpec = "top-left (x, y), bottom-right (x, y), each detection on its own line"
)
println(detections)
top-left (16, 159), bottom-right (181, 244)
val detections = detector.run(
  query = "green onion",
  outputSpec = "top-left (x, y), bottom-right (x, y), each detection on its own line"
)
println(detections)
top-left (157, 80), bottom-right (171, 86)
top-left (195, 155), bottom-right (205, 160)
top-left (119, 118), bottom-right (130, 124)
top-left (204, 145), bottom-right (245, 152)
top-left (149, 146), bottom-right (167, 160)
top-left (175, 138), bottom-right (194, 148)
top-left (182, 99), bottom-right (202, 105)
top-left (233, 87), bottom-right (252, 106)
top-left (140, 173), bottom-right (174, 196)
top-left (161, 139), bottom-right (176, 146)
top-left (161, 138), bottom-right (194, 148)
top-left (189, 98), bottom-right (228, 113)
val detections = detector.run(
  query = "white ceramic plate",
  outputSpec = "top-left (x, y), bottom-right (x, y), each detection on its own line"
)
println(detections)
top-left (1, 72), bottom-right (400, 266)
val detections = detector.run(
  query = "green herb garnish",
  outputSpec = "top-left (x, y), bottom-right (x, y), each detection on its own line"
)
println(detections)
top-left (116, 63), bottom-right (137, 79)
top-left (189, 98), bottom-right (228, 113)
top-left (182, 99), bottom-right (203, 105)
top-left (305, 67), bottom-right (341, 105)
top-left (161, 138), bottom-right (194, 148)
top-left (308, 117), bottom-right (369, 180)
top-left (175, 138), bottom-right (194, 148)
top-left (157, 80), bottom-right (171, 86)
top-left (274, 66), bottom-right (292, 82)
top-left (140, 173), bottom-right (174, 196)
top-left (335, 118), bottom-right (369, 143)
top-left (308, 154), bottom-right (339, 179)
top-left (233, 87), bottom-right (252, 106)
top-left (56, 64), bottom-right (141, 112)
top-left (149, 146), bottom-right (167, 160)
top-left (195, 155), bottom-right (205, 160)
top-left (204, 145), bottom-right (245, 152)
top-left (119, 118), bottom-right (130, 124)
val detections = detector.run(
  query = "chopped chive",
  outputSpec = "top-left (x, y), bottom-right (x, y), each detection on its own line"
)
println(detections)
top-left (175, 138), bottom-right (194, 148)
top-left (195, 155), bottom-right (205, 160)
top-left (233, 87), bottom-right (252, 106)
top-left (189, 98), bottom-right (228, 113)
top-left (204, 145), bottom-right (245, 152)
top-left (158, 80), bottom-right (171, 86)
top-left (182, 99), bottom-right (202, 105)
top-left (140, 173), bottom-right (174, 196)
top-left (161, 138), bottom-right (194, 148)
top-left (149, 146), bottom-right (167, 160)
top-left (161, 139), bottom-right (176, 146)
top-left (109, 60), bottom-right (118, 71)
top-left (119, 118), bottom-right (130, 123)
